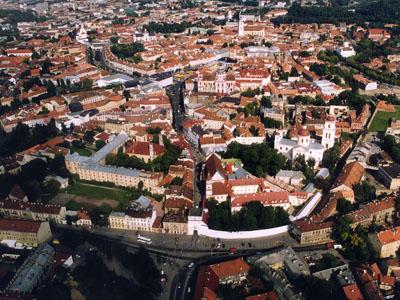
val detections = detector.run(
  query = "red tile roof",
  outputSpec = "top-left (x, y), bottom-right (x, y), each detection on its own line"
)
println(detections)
top-left (342, 284), bottom-right (364, 300)
top-left (0, 218), bottom-right (42, 233)
top-left (209, 258), bottom-right (250, 280)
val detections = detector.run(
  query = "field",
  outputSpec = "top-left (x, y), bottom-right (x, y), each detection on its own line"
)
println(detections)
top-left (65, 183), bottom-right (132, 206)
top-left (368, 107), bottom-right (400, 132)
top-left (70, 146), bottom-right (92, 157)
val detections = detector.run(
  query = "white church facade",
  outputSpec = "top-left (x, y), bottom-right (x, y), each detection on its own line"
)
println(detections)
top-left (274, 115), bottom-right (336, 166)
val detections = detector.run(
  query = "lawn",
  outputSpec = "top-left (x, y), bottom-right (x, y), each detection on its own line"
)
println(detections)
top-left (70, 146), bottom-right (92, 157)
top-left (65, 183), bottom-right (132, 204)
top-left (369, 107), bottom-right (400, 132)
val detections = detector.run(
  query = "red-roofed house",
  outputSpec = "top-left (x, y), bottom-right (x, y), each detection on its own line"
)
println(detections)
top-left (194, 258), bottom-right (250, 300)
top-left (370, 226), bottom-right (400, 258)
top-left (125, 141), bottom-right (165, 162)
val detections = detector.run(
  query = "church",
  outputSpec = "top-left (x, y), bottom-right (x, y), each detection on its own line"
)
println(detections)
top-left (274, 115), bottom-right (336, 166)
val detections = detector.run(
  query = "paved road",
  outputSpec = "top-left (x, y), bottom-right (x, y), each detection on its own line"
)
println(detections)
top-left (55, 225), bottom-right (297, 257)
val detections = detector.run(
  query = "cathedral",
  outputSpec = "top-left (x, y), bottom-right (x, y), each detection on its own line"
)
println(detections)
top-left (274, 115), bottom-right (336, 167)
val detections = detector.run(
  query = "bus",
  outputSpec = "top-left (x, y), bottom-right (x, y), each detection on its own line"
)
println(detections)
top-left (137, 234), bottom-right (152, 245)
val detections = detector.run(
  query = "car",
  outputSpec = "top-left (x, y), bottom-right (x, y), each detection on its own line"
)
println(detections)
top-left (188, 262), bottom-right (195, 268)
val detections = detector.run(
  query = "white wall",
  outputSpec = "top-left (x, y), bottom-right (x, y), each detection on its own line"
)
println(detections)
top-left (190, 223), bottom-right (289, 239)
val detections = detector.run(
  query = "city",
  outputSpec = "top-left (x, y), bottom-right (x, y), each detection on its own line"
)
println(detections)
top-left (0, 0), bottom-right (399, 299)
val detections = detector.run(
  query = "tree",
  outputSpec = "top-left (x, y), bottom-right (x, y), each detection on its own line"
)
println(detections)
top-left (82, 79), bottom-right (93, 90)
top-left (261, 96), bottom-right (272, 108)
top-left (336, 198), bottom-right (355, 215)
top-left (354, 181), bottom-right (376, 203)
top-left (43, 179), bottom-right (61, 194)
top-left (123, 90), bottom-right (130, 101)
top-left (83, 130), bottom-right (95, 144)
top-left (95, 140), bottom-right (106, 150)
top-left (110, 36), bottom-right (119, 44)
top-left (323, 144), bottom-right (340, 174)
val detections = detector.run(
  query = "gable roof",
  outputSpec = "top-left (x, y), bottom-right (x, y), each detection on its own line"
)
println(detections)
top-left (204, 153), bottom-right (226, 180)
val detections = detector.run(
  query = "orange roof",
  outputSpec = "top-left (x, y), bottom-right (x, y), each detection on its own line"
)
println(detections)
top-left (342, 284), bottom-right (364, 300)
top-left (209, 258), bottom-right (250, 280)
top-left (376, 226), bottom-right (400, 245)
top-left (333, 162), bottom-right (365, 189)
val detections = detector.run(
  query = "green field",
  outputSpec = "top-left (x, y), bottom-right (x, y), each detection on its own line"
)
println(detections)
top-left (70, 146), bottom-right (92, 157)
top-left (369, 107), bottom-right (400, 132)
top-left (65, 183), bottom-right (132, 203)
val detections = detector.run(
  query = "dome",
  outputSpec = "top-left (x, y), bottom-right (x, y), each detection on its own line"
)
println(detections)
top-left (298, 126), bottom-right (310, 137)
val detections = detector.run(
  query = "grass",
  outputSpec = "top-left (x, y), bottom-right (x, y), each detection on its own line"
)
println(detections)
top-left (369, 107), bottom-right (400, 132)
top-left (65, 183), bottom-right (132, 204)
top-left (70, 146), bottom-right (92, 157)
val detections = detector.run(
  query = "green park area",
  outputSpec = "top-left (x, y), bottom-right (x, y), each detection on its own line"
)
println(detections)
top-left (65, 182), bottom-right (132, 203)
top-left (70, 146), bottom-right (92, 157)
top-left (369, 107), bottom-right (400, 132)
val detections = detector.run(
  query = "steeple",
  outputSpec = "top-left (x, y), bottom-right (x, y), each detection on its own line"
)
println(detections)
top-left (322, 115), bottom-right (336, 150)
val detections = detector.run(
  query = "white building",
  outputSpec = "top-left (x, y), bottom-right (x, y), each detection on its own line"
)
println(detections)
top-left (335, 42), bottom-right (356, 58)
top-left (274, 117), bottom-right (336, 166)
top-left (76, 24), bottom-right (89, 45)
top-left (108, 196), bottom-right (157, 231)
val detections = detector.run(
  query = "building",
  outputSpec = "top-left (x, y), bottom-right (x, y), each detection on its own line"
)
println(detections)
top-left (291, 218), bottom-right (334, 245)
top-left (330, 161), bottom-right (365, 202)
top-left (346, 197), bottom-right (395, 228)
top-left (65, 133), bottom-right (162, 191)
top-left (275, 170), bottom-right (305, 187)
top-left (378, 163), bottom-right (400, 190)
top-left (0, 219), bottom-right (52, 247)
top-left (162, 212), bottom-right (188, 234)
top-left (125, 141), bottom-right (165, 162)
top-left (335, 42), bottom-right (356, 58)
top-left (353, 74), bottom-right (377, 91)
top-left (274, 116), bottom-right (336, 166)
top-left (6, 244), bottom-right (55, 294)
top-left (370, 226), bottom-right (400, 258)
top-left (198, 70), bottom-right (236, 94)
top-left (194, 258), bottom-right (250, 300)
top-left (108, 196), bottom-right (157, 231)
top-left (0, 200), bottom-right (66, 224)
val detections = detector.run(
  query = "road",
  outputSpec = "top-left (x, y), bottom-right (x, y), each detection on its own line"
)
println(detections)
top-left (54, 225), bottom-right (295, 300)
top-left (54, 225), bottom-right (297, 257)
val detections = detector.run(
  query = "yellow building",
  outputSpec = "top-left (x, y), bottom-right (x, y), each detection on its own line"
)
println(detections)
top-left (0, 219), bottom-right (52, 247)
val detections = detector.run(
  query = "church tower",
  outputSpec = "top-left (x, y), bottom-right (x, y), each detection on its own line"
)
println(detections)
top-left (322, 115), bottom-right (336, 150)
top-left (238, 16), bottom-right (245, 37)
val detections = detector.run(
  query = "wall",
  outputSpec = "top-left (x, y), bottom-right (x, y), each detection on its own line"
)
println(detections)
top-left (192, 223), bottom-right (289, 240)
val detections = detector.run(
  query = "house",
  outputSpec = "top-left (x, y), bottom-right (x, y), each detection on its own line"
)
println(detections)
top-left (342, 284), bottom-right (364, 300)
top-left (125, 141), bottom-right (165, 162)
top-left (76, 210), bottom-right (92, 228)
top-left (291, 218), bottom-right (334, 245)
top-left (336, 42), bottom-right (356, 58)
top-left (330, 162), bottom-right (365, 202)
top-left (194, 258), bottom-right (250, 300)
top-left (377, 163), bottom-right (400, 190)
top-left (8, 185), bottom-right (28, 202)
top-left (0, 219), bottom-right (52, 247)
top-left (0, 199), bottom-right (66, 224)
top-left (368, 28), bottom-right (391, 43)
top-left (108, 195), bottom-right (157, 231)
top-left (275, 170), bottom-right (305, 187)
top-left (369, 226), bottom-right (400, 258)
top-left (353, 74), bottom-right (377, 91)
